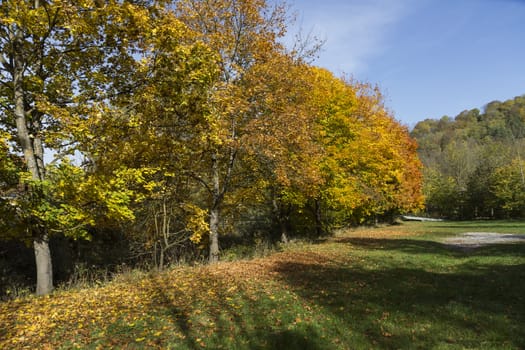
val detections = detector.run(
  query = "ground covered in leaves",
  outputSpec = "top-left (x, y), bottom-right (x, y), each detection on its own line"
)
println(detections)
top-left (1, 221), bottom-right (525, 349)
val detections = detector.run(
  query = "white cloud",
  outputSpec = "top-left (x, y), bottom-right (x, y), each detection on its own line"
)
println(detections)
top-left (286, 0), bottom-right (415, 74)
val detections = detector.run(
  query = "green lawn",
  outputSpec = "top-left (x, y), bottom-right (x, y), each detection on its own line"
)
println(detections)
top-left (1, 221), bottom-right (524, 349)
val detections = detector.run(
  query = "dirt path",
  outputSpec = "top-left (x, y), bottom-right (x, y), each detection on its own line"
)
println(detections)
top-left (443, 232), bottom-right (525, 248)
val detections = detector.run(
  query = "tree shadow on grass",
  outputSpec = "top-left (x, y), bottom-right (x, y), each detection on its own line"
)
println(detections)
top-left (143, 237), bottom-right (525, 349)
top-left (53, 236), bottom-right (522, 349)
top-left (261, 328), bottom-right (328, 350)
top-left (146, 270), bottom-right (335, 350)
top-left (271, 252), bottom-right (525, 349)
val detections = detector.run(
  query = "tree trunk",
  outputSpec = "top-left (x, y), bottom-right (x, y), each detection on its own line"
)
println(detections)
top-left (272, 198), bottom-right (289, 244)
top-left (34, 236), bottom-right (53, 295)
top-left (13, 29), bottom-right (53, 295)
top-left (280, 226), bottom-right (289, 244)
top-left (209, 153), bottom-right (220, 263)
top-left (159, 200), bottom-right (167, 270)
top-left (278, 208), bottom-right (289, 244)
top-left (159, 247), bottom-right (165, 271)
top-left (314, 199), bottom-right (323, 236)
top-left (209, 206), bottom-right (220, 263)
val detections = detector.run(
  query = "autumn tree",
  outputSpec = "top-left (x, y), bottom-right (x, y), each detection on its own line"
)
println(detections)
top-left (0, 0), bottom-right (429, 289)
top-left (93, 13), bottom-right (220, 269)
top-left (175, 0), bottom-right (290, 262)
top-left (240, 54), bottom-right (324, 242)
top-left (0, 0), bottom-right (175, 294)
top-left (311, 68), bottom-right (423, 225)
top-left (491, 159), bottom-right (525, 217)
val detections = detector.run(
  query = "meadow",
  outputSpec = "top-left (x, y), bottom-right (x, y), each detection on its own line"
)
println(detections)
top-left (1, 221), bottom-right (524, 349)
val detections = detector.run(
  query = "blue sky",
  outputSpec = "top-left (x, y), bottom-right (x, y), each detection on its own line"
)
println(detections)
top-left (283, 0), bottom-right (525, 127)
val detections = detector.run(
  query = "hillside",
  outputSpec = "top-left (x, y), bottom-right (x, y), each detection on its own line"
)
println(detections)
top-left (411, 95), bottom-right (525, 219)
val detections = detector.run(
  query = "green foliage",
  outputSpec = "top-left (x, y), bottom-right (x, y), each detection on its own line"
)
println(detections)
top-left (491, 159), bottom-right (525, 217)
top-left (412, 95), bottom-right (525, 219)
top-left (0, 158), bottom-right (152, 243)
top-left (422, 168), bottom-right (464, 219)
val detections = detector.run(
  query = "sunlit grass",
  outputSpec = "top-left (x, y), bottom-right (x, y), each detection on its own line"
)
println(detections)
top-left (394, 220), bottom-right (525, 238)
top-left (1, 221), bottom-right (524, 349)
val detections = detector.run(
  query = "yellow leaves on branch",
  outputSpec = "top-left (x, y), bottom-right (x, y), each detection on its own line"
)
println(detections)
top-left (182, 203), bottom-right (209, 244)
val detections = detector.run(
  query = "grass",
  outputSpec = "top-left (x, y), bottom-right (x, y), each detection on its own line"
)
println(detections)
top-left (1, 220), bottom-right (524, 349)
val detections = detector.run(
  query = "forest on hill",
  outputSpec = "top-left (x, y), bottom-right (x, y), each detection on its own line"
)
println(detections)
top-left (411, 95), bottom-right (525, 220)
top-left (0, 0), bottom-right (422, 297)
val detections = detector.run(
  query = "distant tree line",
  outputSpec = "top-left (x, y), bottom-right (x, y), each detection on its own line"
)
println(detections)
top-left (411, 95), bottom-right (525, 219)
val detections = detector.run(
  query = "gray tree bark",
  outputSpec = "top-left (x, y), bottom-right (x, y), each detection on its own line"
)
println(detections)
top-left (209, 206), bottom-right (220, 263)
top-left (12, 25), bottom-right (53, 295)
top-left (209, 153), bottom-right (220, 263)
top-left (34, 237), bottom-right (53, 295)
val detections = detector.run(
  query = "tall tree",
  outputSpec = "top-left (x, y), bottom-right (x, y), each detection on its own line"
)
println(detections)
top-left (0, 0), bottom-right (164, 294)
top-left (241, 54), bottom-right (324, 242)
top-left (92, 12), bottom-right (220, 269)
top-left (311, 68), bottom-right (423, 224)
top-left (175, 0), bottom-right (289, 262)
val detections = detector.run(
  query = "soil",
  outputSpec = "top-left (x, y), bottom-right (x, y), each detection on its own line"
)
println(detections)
top-left (443, 232), bottom-right (525, 249)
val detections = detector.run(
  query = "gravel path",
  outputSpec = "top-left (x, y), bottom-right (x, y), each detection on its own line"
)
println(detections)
top-left (443, 232), bottom-right (525, 248)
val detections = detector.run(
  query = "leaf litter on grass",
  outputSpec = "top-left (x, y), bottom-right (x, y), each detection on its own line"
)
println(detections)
top-left (0, 250), bottom-right (335, 349)
top-left (1, 222), bottom-right (524, 349)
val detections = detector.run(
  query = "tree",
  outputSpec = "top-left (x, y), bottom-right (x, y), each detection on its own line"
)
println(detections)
top-left (491, 159), bottom-right (525, 217)
top-left (241, 54), bottom-right (324, 242)
top-left (311, 69), bottom-right (423, 225)
top-left (76, 9), bottom-right (220, 268)
top-left (175, 0), bottom-right (289, 262)
top-left (412, 94), bottom-right (525, 219)
top-left (422, 168), bottom-right (462, 218)
top-left (0, 0), bottom-right (166, 294)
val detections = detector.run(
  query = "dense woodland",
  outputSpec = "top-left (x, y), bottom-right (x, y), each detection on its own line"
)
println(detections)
top-left (412, 95), bottom-right (525, 220)
top-left (0, 0), bottom-right (425, 297)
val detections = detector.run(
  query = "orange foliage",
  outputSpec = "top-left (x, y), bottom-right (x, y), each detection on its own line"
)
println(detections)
top-left (311, 68), bottom-right (424, 221)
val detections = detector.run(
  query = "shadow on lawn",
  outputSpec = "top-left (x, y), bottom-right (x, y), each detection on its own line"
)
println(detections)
top-left (122, 236), bottom-right (525, 349)
top-left (271, 241), bottom-right (525, 349)
top-left (149, 271), bottom-right (334, 350)
top-left (148, 237), bottom-right (525, 349)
